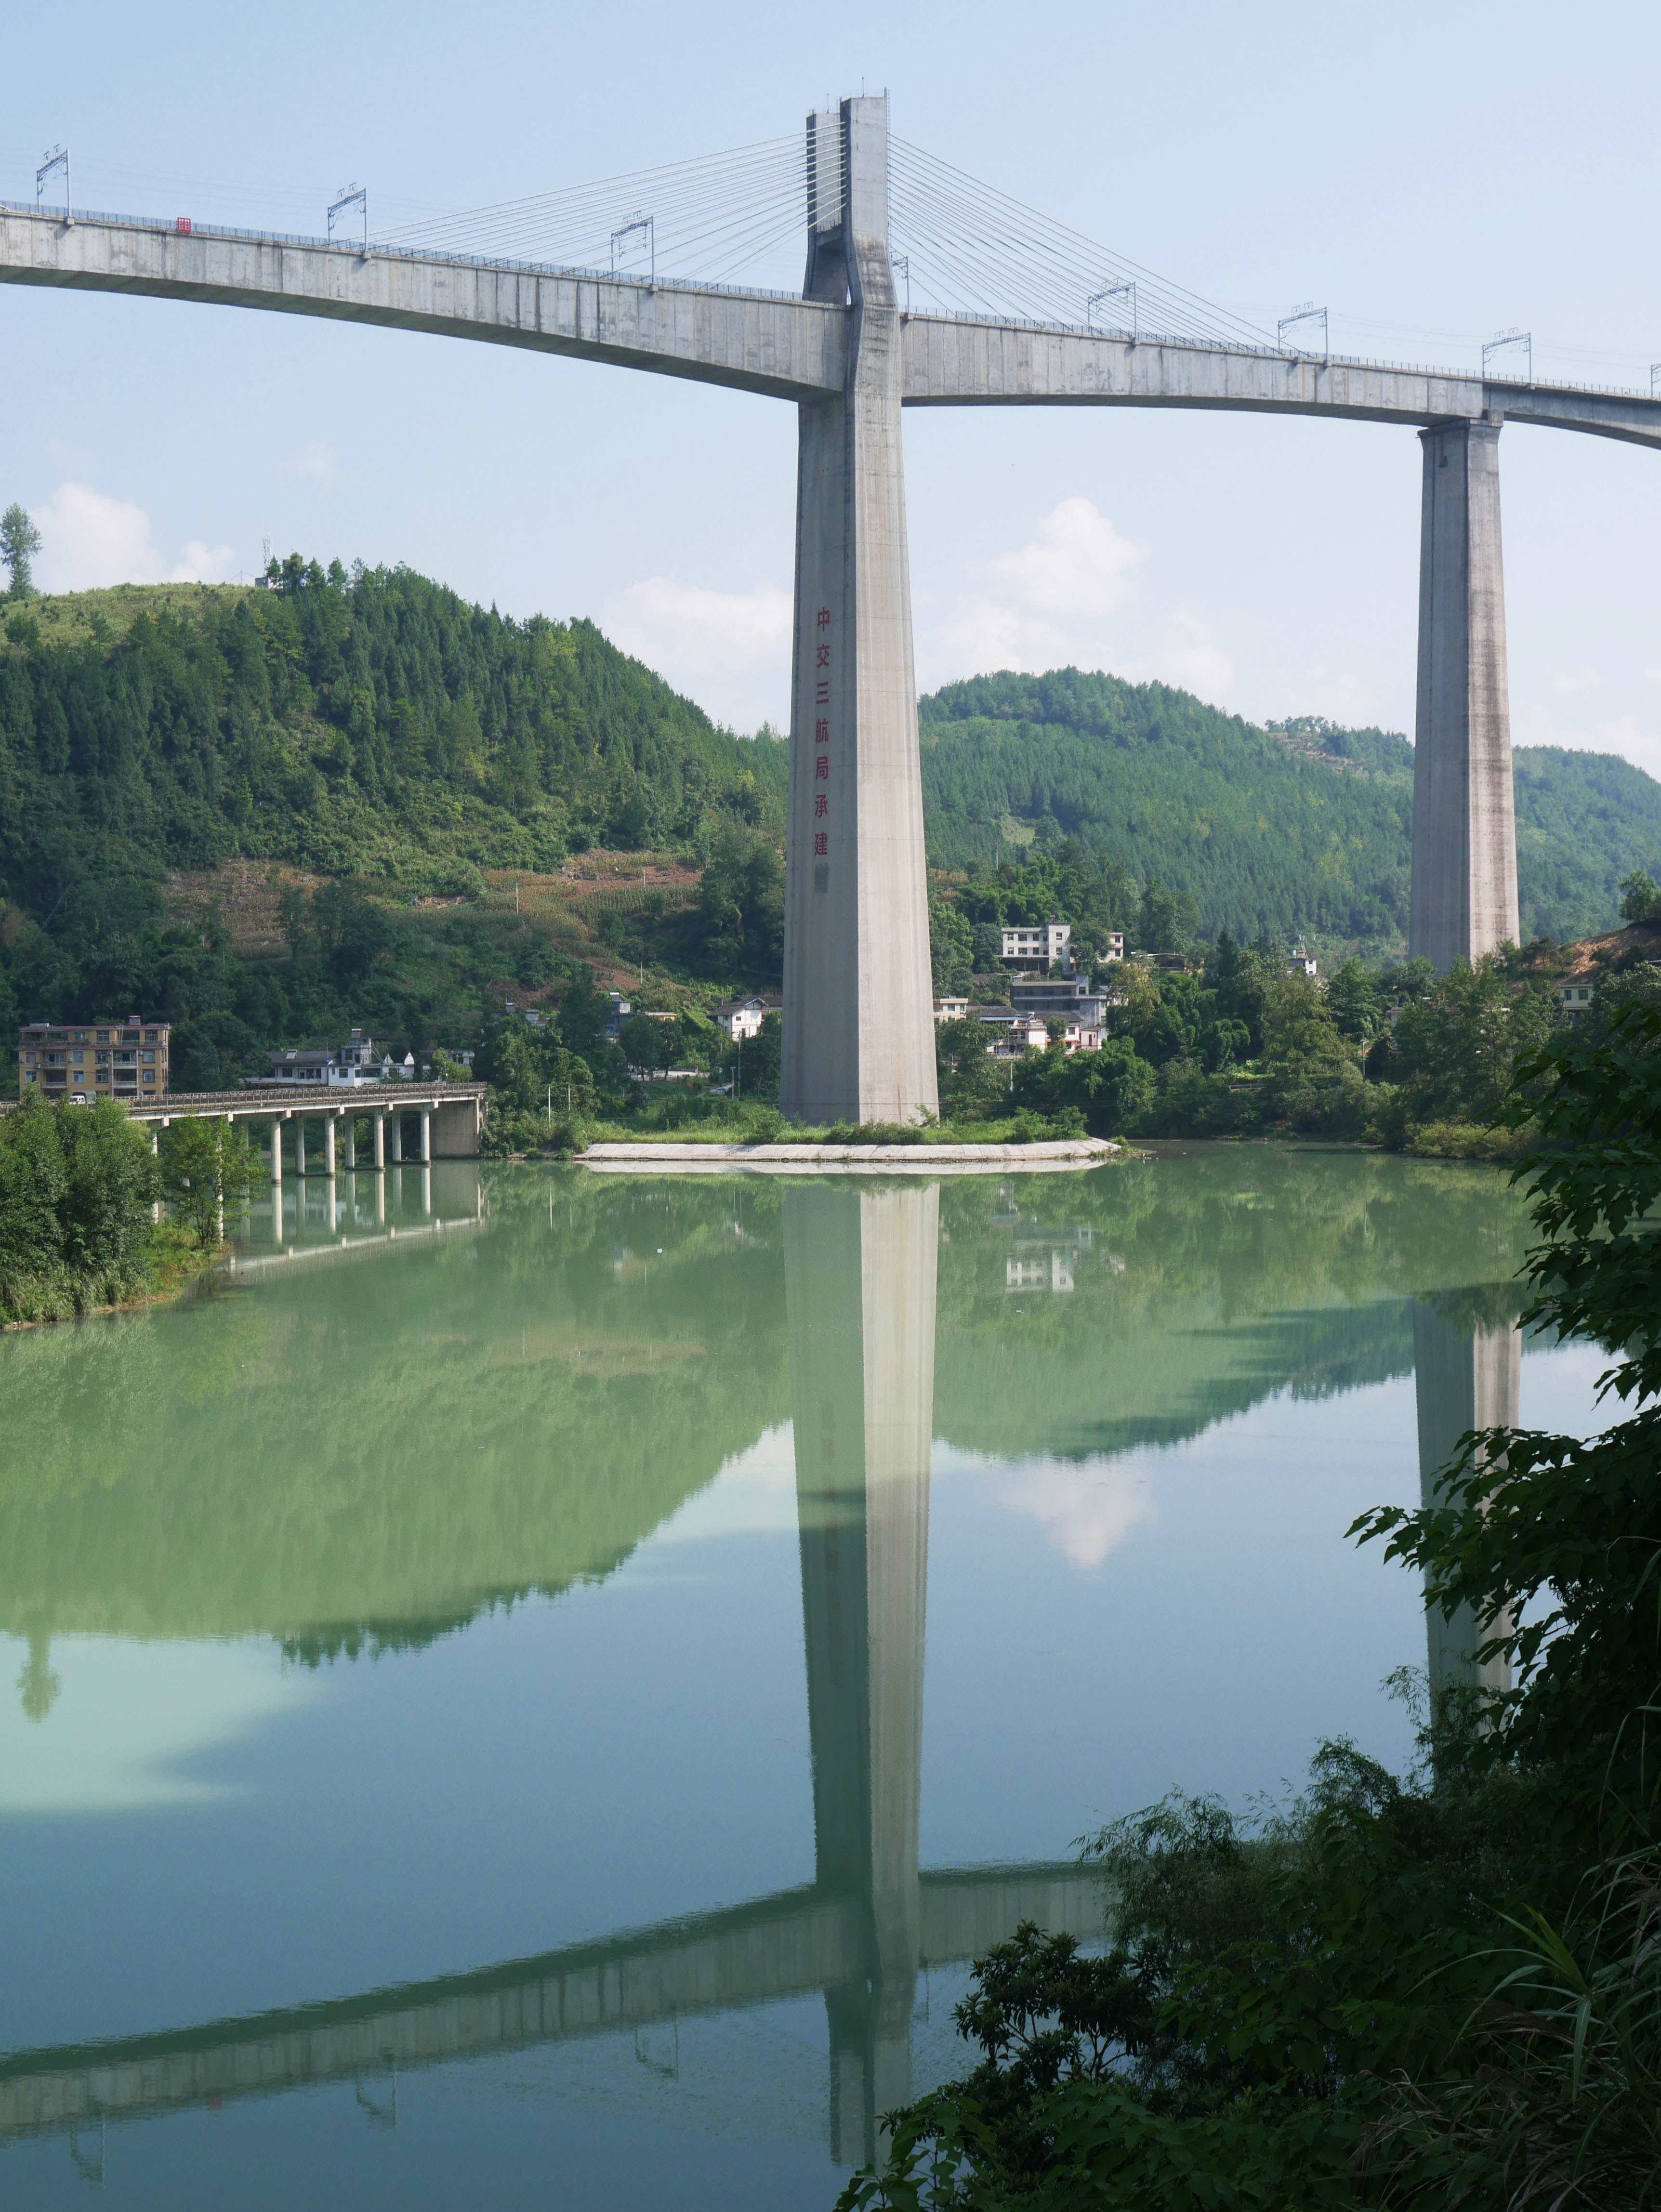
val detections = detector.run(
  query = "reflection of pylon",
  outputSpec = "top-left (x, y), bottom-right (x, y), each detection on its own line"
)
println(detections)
top-left (633, 2019), bottom-right (680, 2079)
top-left (353, 2059), bottom-right (397, 2129)
top-left (68, 2118), bottom-right (105, 2185)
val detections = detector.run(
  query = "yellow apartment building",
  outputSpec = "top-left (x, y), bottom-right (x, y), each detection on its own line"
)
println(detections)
top-left (18, 1020), bottom-right (171, 1104)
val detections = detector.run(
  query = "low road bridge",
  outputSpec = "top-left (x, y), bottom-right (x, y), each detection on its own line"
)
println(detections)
top-left (5, 100), bottom-right (1655, 1114)
top-left (121, 1081), bottom-right (487, 1172)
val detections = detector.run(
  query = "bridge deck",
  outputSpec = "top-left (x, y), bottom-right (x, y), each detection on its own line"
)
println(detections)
top-left (4, 207), bottom-right (1658, 445)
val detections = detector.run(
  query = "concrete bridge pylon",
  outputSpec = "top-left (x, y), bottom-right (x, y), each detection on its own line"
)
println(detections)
top-left (1411, 420), bottom-right (1520, 970)
top-left (781, 99), bottom-right (938, 1126)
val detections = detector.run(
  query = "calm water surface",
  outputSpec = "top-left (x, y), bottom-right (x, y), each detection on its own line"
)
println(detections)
top-left (0, 1147), bottom-right (1602, 2206)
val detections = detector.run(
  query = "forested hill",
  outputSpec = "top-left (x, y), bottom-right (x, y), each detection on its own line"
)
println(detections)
top-left (4, 571), bottom-right (1658, 964)
top-left (0, 562), bottom-right (788, 909)
top-left (919, 668), bottom-right (1661, 948)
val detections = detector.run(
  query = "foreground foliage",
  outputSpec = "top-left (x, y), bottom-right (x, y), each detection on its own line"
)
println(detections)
top-left (841, 1004), bottom-right (1661, 2210)
top-left (0, 1093), bottom-right (162, 1318)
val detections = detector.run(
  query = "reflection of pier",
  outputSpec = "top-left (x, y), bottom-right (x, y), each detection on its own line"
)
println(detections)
top-left (1412, 1304), bottom-right (1519, 1698)
top-left (3, 1172), bottom-right (1103, 2162)
top-left (224, 1165), bottom-right (485, 1276)
top-left (789, 1182), bottom-right (937, 2162)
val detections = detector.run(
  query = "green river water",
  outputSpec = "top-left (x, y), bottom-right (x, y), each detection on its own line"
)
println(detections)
top-left (0, 1146), bottom-right (1600, 2207)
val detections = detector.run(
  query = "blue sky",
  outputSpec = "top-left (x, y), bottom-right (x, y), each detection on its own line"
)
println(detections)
top-left (3, 0), bottom-right (1657, 772)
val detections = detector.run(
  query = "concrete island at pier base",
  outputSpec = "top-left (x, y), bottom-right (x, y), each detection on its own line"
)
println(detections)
top-left (579, 1138), bottom-right (1119, 1174)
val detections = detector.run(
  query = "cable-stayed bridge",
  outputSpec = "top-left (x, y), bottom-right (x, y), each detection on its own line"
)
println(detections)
top-left (5, 98), bottom-right (1658, 1119)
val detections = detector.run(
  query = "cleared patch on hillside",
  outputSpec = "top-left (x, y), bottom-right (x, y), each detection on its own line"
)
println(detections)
top-left (163, 861), bottom-right (325, 953)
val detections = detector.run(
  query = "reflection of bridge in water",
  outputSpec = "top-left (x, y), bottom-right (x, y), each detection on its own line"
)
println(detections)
top-left (223, 1162), bottom-right (486, 1275)
top-left (0, 1173), bottom-right (1529, 2168)
top-left (0, 1181), bottom-right (1105, 2171)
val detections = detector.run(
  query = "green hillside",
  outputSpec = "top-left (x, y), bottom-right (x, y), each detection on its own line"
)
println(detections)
top-left (0, 560), bottom-right (787, 905)
top-left (3, 567), bottom-right (1657, 1088)
top-left (919, 670), bottom-right (1661, 949)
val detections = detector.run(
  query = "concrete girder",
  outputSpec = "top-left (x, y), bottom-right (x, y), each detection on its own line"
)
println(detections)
top-left (0, 208), bottom-right (845, 402)
top-left (900, 317), bottom-right (1661, 448)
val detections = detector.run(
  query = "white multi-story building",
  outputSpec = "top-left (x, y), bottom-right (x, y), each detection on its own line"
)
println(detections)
top-left (1001, 919), bottom-right (1072, 970)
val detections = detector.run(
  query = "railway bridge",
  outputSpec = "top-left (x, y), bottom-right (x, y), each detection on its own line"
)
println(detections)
top-left (5, 98), bottom-right (1656, 1119)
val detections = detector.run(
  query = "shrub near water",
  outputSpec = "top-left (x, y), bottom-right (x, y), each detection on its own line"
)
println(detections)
top-left (0, 1093), bottom-right (162, 1319)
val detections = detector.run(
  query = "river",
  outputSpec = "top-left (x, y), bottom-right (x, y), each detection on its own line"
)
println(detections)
top-left (0, 1146), bottom-right (1602, 2206)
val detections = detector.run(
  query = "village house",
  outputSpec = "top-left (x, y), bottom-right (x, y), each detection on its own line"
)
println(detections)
top-left (710, 994), bottom-right (782, 1042)
top-left (257, 1031), bottom-right (411, 1088)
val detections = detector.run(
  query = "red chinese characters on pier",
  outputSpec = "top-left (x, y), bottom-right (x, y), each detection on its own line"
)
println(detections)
top-left (810, 606), bottom-right (832, 874)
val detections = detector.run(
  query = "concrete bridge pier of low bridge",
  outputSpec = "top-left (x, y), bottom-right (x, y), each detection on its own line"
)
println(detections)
top-left (1411, 420), bottom-right (1520, 970)
top-left (781, 99), bottom-right (937, 1128)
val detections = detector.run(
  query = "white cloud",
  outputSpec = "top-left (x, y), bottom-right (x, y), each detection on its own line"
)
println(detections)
top-left (600, 574), bottom-right (791, 731)
top-left (283, 440), bottom-right (338, 482)
top-left (33, 482), bottom-right (236, 592)
top-left (990, 1452), bottom-right (1157, 1570)
top-left (917, 497), bottom-right (1148, 689)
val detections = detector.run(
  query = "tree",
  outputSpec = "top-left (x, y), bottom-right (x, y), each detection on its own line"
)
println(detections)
top-left (474, 1017), bottom-right (596, 1116)
top-left (161, 1118), bottom-right (264, 1246)
top-left (694, 826), bottom-right (785, 978)
top-left (619, 1012), bottom-right (673, 1076)
top-left (1, 502), bottom-right (42, 599)
top-left (730, 1011), bottom-right (781, 1104)
top-left (936, 1016), bottom-right (1007, 1119)
top-left (0, 1093), bottom-right (161, 1317)
top-left (312, 882), bottom-right (392, 980)
top-left (928, 894), bottom-right (974, 996)
top-left (1325, 954), bottom-right (1380, 1044)
top-left (1391, 954), bottom-right (1557, 1124)
top-left (970, 922), bottom-right (1004, 976)
top-left (1261, 972), bottom-right (1345, 1078)
top-left (277, 882), bottom-right (312, 961)
top-left (554, 964), bottom-right (613, 1055)
top-left (1619, 867), bottom-right (1661, 924)
top-left (1134, 879), bottom-right (1198, 956)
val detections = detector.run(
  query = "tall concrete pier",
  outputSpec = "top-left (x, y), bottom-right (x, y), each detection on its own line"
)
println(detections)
top-left (1412, 1302), bottom-right (1518, 1698)
top-left (1410, 421), bottom-right (1520, 970)
top-left (781, 101), bottom-right (938, 1126)
top-left (786, 1180), bottom-right (937, 2164)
